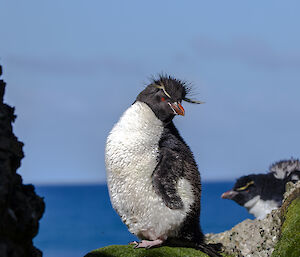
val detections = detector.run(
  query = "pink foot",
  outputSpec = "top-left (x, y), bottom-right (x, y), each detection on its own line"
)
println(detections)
top-left (130, 239), bottom-right (164, 249)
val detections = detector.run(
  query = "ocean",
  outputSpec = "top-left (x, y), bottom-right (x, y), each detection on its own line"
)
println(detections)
top-left (34, 182), bottom-right (254, 257)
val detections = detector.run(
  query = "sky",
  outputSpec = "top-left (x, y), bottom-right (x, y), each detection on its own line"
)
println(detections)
top-left (0, 0), bottom-right (299, 184)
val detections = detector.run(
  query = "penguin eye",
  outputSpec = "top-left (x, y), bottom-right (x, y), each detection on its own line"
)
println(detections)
top-left (161, 97), bottom-right (166, 102)
top-left (236, 181), bottom-right (254, 191)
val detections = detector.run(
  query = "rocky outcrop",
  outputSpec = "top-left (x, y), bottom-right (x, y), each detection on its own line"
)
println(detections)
top-left (206, 211), bottom-right (281, 256)
top-left (206, 180), bottom-right (300, 257)
top-left (0, 65), bottom-right (45, 257)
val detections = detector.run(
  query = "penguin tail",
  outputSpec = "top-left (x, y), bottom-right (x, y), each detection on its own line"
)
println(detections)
top-left (196, 242), bottom-right (223, 257)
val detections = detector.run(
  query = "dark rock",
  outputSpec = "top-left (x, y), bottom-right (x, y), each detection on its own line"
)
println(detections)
top-left (0, 65), bottom-right (45, 257)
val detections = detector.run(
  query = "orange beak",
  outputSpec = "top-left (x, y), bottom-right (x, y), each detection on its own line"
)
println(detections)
top-left (170, 102), bottom-right (185, 116)
top-left (221, 190), bottom-right (238, 199)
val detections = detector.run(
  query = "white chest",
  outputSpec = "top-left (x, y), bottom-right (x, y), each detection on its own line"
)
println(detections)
top-left (244, 196), bottom-right (279, 219)
top-left (105, 101), bottom-right (163, 182)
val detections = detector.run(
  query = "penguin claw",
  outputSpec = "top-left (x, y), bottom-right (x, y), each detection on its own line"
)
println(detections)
top-left (131, 239), bottom-right (163, 249)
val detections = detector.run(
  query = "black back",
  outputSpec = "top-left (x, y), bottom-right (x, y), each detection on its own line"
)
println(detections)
top-left (152, 121), bottom-right (203, 243)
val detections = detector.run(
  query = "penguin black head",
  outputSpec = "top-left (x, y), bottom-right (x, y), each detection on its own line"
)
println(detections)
top-left (221, 174), bottom-right (263, 206)
top-left (136, 75), bottom-right (203, 123)
top-left (222, 173), bottom-right (289, 205)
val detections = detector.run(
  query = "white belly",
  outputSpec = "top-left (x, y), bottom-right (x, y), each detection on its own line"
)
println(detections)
top-left (105, 102), bottom-right (194, 240)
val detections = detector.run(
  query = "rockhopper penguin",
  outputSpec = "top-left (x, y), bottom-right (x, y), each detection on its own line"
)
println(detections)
top-left (221, 158), bottom-right (300, 219)
top-left (105, 76), bottom-right (221, 256)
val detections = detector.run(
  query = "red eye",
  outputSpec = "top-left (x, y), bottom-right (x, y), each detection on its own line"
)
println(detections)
top-left (161, 97), bottom-right (165, 101)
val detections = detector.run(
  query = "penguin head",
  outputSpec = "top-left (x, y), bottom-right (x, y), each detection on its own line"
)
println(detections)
top-left (222, 173), bottom-right (287, 207)
top-left (221, 175), bottom-right (261, 206)
top-left (136, 75), bottom-right (202, 123)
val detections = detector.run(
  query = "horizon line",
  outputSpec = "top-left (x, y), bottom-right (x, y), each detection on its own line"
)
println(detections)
top-left (32, 179), bottom-right (235, 187)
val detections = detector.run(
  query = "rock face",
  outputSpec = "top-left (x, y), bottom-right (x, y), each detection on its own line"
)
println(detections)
top-left (0, 65), bottom-right (45, 257)
top-left (206, 180), bottom-right (300, 257)
top-left (206, 212), bottom-right (281, 257)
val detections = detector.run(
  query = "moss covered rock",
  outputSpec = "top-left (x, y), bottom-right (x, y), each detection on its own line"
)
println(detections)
top-left (84, 245), bottom-right (225, 257)
top-left (271, 198), bottom-right (300, 257)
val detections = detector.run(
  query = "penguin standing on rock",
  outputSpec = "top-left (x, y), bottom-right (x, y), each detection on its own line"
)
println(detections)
top-left (105, 76), bottom-right (221, 256)
top-left (221, 159), bottom-right (300, 219)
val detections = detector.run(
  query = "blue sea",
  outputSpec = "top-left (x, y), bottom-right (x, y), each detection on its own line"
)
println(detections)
top-left (34, 182), bottom-right (254, 257)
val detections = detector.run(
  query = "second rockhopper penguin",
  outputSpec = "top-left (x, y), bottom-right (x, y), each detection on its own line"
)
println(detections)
top-left (105, 76), bottom-right (221, 256)
top-left (221, 159), bottom-right (300, 219)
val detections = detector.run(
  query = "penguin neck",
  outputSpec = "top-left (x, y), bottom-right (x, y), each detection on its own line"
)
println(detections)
top-left (109, 101), bottom-right (165, 148)
top-left (119, 101), bottom-right (164, 131)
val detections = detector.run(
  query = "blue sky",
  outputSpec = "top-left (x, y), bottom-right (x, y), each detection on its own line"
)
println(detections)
top-left (0, 1), bottom-right (299, 184)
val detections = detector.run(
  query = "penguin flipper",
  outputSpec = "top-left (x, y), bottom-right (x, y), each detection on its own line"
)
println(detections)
top-left (152, 147), bottom-right (184, 210)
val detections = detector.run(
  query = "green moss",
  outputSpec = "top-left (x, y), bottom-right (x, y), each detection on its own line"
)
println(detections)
top-left (84, 245), bottom-right (221, 257)
top-left (272, 198), bottom-right (300, 257)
